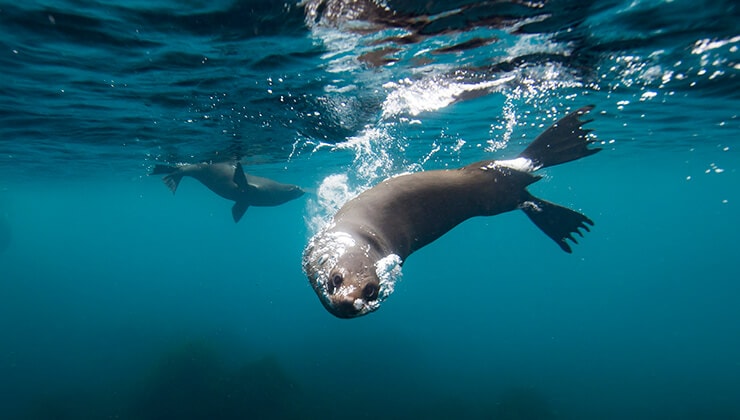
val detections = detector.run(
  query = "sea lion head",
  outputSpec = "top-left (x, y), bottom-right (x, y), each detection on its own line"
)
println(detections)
top-left (270, 183), bottom-right (305, 203)
top-left (302, 228), bottom-right (402, 318)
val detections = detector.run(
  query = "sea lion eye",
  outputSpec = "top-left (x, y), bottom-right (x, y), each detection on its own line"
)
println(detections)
top-left (327, 273), bottom-right (343, 295)
top-left (331, 273), bottom-right (343, 287)
top-left (363, 283), bottom-right (378, 301)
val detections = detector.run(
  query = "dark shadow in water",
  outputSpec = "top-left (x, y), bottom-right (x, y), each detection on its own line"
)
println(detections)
top-left (490, 386), bottom-right (556, 420)
top-left (26, 339), bottom-right (304, 420)
top-left (131, 340), bottom-right (304, 420)
top-left (27, 335), bottom-right (736, 419)
top-left (26, 336), bottom-right (559, 419)
top-left (0, 212), bottom-right (10, 256)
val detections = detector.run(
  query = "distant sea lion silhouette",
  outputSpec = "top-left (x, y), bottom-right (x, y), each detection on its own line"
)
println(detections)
top-left (303, 106), bottom-right (601, 318)
top-left (151, 161), bottom-right (305, 222)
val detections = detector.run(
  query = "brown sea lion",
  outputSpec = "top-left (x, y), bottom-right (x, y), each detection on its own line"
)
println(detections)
top-left (303, 106), bottom-right (601, 318)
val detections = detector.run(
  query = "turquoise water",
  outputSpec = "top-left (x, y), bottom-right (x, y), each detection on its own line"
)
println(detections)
top-left (1, 1), bottom-right (738, 418)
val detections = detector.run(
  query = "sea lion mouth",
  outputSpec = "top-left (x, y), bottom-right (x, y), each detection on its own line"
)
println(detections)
top-left (320, 276), bottom-right (381, 318)
top-left (322, 296), bottom-right (373, 319)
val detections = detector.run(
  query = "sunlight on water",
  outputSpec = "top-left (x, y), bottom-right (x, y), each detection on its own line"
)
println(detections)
top-left (315, 27), bottom-right (364, 74)
top-left (381, 75), bottom-right (515, 118)
top-left (304, 125), bottom-right (401, 234)
top-left (305, 173), bottom-right (356, 234)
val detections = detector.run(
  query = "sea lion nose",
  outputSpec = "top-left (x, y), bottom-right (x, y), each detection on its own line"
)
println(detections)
top-left (330, 298), bottom-right (361, 319)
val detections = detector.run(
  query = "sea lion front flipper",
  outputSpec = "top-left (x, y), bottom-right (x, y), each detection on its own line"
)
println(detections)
top-left (232, 201), bottom-right (249, 223)
top-left (233, 162), bottom-right (249, 192)
top-left (519, 194), bottom-right (593, 253)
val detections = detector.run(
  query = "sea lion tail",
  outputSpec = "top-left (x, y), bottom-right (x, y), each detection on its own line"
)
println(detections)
top-left (518, 105), bottom-right (601, 169)
top-left (519, 193), bottom-right (593, 253)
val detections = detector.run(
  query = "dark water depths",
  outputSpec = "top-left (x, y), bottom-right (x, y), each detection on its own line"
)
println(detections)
top-left (0, 1), bottom-right (738, 419)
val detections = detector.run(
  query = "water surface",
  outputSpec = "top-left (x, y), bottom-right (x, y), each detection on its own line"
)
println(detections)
top-left (0, 1), bottom-right (738, 418)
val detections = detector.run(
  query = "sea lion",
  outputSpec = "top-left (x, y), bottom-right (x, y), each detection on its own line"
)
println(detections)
top-left (303, 106), bottom-right (601, 318)
top-left (151, 161), bottom-right (305, 222)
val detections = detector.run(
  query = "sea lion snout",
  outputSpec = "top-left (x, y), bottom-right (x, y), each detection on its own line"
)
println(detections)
top-left (322, 267), bottom-right (382, 318)
top-left (326, 269), bottom-right (379, 299)
top-left (326, 297), bottom-right (363, 319)
top-left (325, 294), bottom-right (377, 319)
top-left (284, 185), bottom-right (305, 200)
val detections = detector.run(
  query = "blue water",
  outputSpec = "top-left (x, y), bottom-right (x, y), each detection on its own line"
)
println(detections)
top-left (1, 0), bottom-right (738, 418)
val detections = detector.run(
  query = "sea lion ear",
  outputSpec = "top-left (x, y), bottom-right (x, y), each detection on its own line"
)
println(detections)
top-left (233, 162), bottom-right (249, 191)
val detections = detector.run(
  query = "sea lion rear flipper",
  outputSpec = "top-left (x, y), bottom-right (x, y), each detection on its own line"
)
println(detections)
top-left (519, 194), bottom-right (593, 253)
top-left (518, 105), bottom-right (601, 169)
top-left (233, 162), bottom-right (249, 192)
top-left (232, 201), bottom-right (249, 223)
top-left (161, 174), bottom-right (183, 194)
top-left (151, 164), bottom-right (182, 194)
